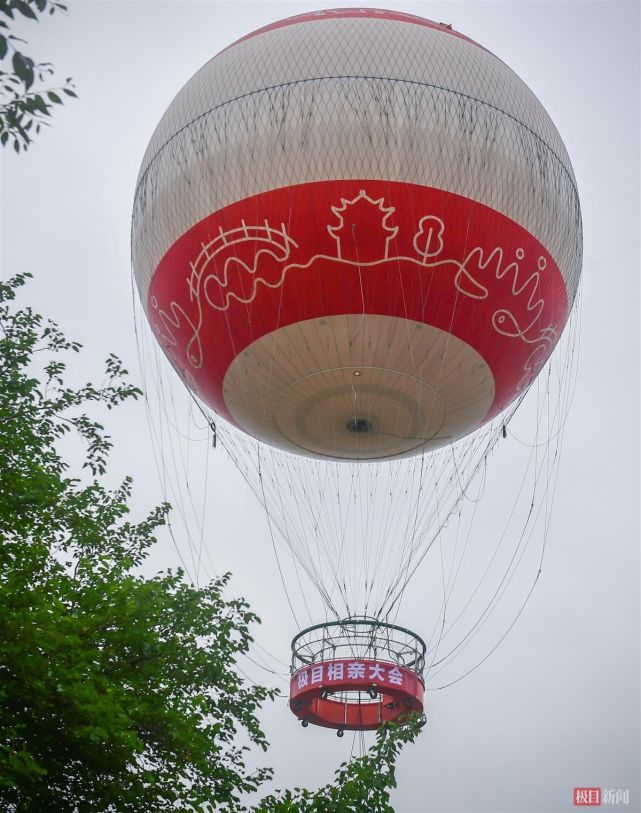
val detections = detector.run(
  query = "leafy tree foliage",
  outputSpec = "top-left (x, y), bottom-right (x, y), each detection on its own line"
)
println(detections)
top-left (0, 0), bottom-right (76, 152)
top-left (255, 717), bottom-right (424, 813)
top-left (0, 273), bottom-right (275, 811)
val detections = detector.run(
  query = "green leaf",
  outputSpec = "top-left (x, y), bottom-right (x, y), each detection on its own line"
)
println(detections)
top-left (0, 35), bottom-right (7, 59)
top-left (13, 0), bottom-right (38, 20)
top-left (62, 86), bottom-right (76, 97)
top-left (0, 273), bottom-right (284, 810)
top-left (47, 90), bottom-right (61, 103)
top-left (33, 94), bottom-right (48, 113)
top-left (11, 51), bottom-right (34, 89)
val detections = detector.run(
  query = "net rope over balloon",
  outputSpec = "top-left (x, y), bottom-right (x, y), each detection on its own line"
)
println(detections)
top-left (131, 8), bottom-right (582, 730)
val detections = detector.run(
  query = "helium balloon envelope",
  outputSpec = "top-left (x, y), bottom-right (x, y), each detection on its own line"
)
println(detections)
top-left (132, 8), bottom-right (581, 462)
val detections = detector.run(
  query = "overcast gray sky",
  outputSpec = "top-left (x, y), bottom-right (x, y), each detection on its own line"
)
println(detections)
top-left (1, 2), bottom-right (639, 812)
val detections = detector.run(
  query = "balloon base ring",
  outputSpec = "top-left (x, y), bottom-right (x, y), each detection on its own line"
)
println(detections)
top-left (289, 618), bottom-right (426, 732)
